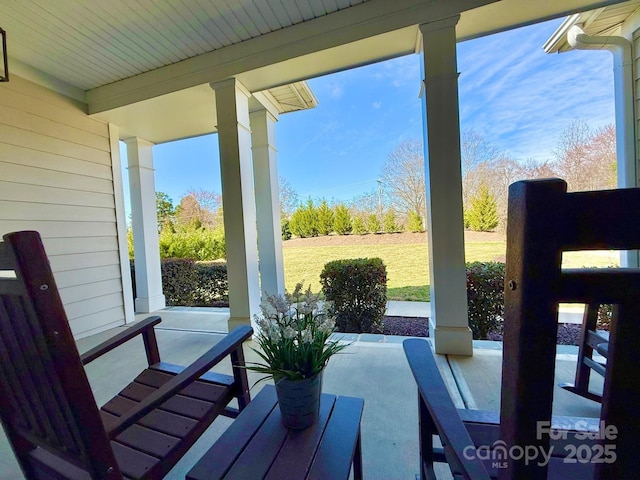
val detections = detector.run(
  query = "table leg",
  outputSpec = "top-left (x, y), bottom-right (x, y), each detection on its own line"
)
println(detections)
top-left (353, 428), bottom-right (363, 480)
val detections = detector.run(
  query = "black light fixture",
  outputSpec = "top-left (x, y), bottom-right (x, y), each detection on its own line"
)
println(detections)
top-left (0, 28), bottom-right (8, 82)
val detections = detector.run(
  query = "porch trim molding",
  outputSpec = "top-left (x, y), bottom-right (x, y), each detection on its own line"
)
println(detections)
top-left (109, 124), bottom-right (135, 324)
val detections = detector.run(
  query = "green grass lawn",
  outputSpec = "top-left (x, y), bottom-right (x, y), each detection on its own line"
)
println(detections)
top-left (283, 240), bottom-right (619, 302)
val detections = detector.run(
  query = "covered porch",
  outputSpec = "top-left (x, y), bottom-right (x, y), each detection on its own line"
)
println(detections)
top-left (0, 308), bottom-right (603, 480)
top-left (2, 0), bottom-right (634, 357)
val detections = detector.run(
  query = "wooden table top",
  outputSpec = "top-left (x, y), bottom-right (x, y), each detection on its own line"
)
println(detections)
top-left (186, 384), bottom-right (364, 480)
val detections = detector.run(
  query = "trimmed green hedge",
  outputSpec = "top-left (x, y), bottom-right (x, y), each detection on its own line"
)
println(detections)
top-left (161, 258), bottom-right (198, 306)
top-left (466, 261), bottom-right (505, 340)
top-left (320, 257), bottom-right (387, 333)
top-left (133, 259), bottom-right (229, 307)
top-left (194, 262), bottom-right (229, 307)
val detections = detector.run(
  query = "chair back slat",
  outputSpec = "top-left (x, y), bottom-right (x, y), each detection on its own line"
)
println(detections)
top-left (562, 188), bottom-right (640, 251)
top-left (0, 231), bottom-right (120, 479)
top-left (0, 294), bottom-right (84, 455)
top-left (0, 241), bottom-right (12, 269)
top-left (501, 179), bottom-right (640, 480)
top-left (558, 269), bottom-right (640, 303)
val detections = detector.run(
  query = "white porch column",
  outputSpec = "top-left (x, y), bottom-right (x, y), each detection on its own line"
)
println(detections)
top-left (125, 137), bottom-right (166, 313)
top-left (420, 17), bottom-right (473, 356)
top-left (211, 78), bottom-right (261, 331)
top-left (250, 107), bottom-right (286, 299)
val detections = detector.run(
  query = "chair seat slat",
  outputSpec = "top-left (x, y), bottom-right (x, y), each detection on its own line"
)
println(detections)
top-left (113, 425), bottom-right (180, 459)
top-left (111, 442), bottom-right (161, 479)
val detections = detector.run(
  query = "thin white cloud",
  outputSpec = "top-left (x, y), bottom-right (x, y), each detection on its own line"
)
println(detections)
top-left (457, 18), bottom-right (614, 160)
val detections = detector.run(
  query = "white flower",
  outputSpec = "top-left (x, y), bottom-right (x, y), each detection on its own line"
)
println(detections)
top-left (268, 326), bottom-right (281, 342)
top-left (318, 318), bottom-right (335, 335)
top-left (299, 303), bottom-right (313, 315)
top-left (283, 326), bottom-right (296, 339)
top-left (301, 328), bottom-right (313, 343)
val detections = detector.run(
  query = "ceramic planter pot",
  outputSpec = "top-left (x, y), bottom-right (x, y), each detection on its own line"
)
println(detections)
top-left (275, 371), bottom-right (323, 429)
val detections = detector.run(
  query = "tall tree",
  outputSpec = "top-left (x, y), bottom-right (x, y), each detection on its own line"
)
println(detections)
top-left (155, 192), bottom-right (175, 230)
top-left (552, 120), bottom-right (616, 192)
top-left (552, 119), bottom-right (593, 191)
top-left (279, 176), bottom-right (299, 219)
top-left (175, 190), bottom-right (222, 228)
top-left (380, 138), bottom-right (426, 222)
top-left (461, 129), bottom-right (503, 207)
top-left (349, 190), bottom-right (380, 218)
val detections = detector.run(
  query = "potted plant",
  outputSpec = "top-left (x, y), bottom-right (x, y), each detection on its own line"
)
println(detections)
top-left (247, 283), bottom-right (347, 429)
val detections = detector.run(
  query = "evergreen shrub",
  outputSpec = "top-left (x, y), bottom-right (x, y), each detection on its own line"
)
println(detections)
top-left (161, 258), bottom-right (198, 306)
top-left (281, 218), bottom-right (292, 240)
top-left (466, 261), bottom-right (505, 339)
top-left (320, 258), bottom-right (387, 333)
top-left (316, 200), bottom-right (334, 236)
top-left (194, 262), bottom-right (229, 306)
top-left (352, 216), bottom-right (367, 235)
top-left (466, 185), bottom-right (499, 232)
top-left (384, 210), bottom-right (400, 233)
top-left (366, 214), bottom-right (382, 233)
top-left (408, 211), bottom-right (423, 232)
top-left (289, 200), bottom-right (319, 237)
top-left (158, 225), bottom-right (225, 261)
top-left (152, 259), bottom-right (229, 306)
top-left (333, 204), bottom-right (353, 235)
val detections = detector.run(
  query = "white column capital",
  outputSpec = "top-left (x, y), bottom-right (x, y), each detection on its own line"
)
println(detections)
top-left (250, 107), bottom-right (279, 126)
top-left (210, 78), bottom-right (252, 98)
top-left (251, 91), bottom-right (281, 121)
top-left (418, 15), bottom-right (460, 35)
top-left (123, 137), bottom-right (155, 148)
top-left (124, 137), bottom-right (155, 170)
top-left (212, 79), bottom-right (252, 131)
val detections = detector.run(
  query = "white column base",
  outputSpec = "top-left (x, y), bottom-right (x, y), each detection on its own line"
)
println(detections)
top-left (135, 295), bottom-right (166, 313)
top-left (430, 319), bottom-right (473, 356)
top-left (227, 316), bottom-right (259, 336)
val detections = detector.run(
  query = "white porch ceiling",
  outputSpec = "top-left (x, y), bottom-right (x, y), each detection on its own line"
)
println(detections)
top-left (1, 0), bottom-right (370, 92)
top-left (0, 0), bottom-right (632, 144)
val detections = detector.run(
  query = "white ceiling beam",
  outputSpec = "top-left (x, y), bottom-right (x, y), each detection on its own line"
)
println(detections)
top-left (86, 0), bottom-right (497, 113)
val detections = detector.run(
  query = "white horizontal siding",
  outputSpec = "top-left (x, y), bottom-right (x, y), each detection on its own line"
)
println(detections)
top-left (0, 75), bottom-right (126, 338)
top-left (0, 181), bottom-right (115, 208)
top-left (54, 265), bottom-right (123, 290)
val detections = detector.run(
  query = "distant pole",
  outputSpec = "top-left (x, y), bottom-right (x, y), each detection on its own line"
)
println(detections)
top-left (377, 179), bottom-right (383, 217)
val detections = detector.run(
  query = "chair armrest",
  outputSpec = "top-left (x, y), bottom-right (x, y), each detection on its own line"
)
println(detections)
top-left (403, 338), bottom-right (491, 480)
top-left (81, 316), bottom-right (162, 365)
top-left (106, 325), bottom-right (253, 439)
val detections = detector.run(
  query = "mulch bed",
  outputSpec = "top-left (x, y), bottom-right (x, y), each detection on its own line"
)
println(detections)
top-left (381, 316), bottom-right (582, 345)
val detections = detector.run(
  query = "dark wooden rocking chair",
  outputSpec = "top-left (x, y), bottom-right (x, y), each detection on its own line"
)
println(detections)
top-left (0, 230), bottom-right (253, 479)
top-left (404, 179), bottom-right (640, 479)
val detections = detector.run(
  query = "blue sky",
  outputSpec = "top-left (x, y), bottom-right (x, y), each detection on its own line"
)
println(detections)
top-left (124, 17), bottom-right (615, 210)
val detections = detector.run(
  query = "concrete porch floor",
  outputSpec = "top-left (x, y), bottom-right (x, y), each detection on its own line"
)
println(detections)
top-left (0, 306), bottom-right (602, 480)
